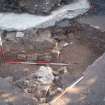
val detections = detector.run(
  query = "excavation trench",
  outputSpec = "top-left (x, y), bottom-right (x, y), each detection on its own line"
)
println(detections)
top-left (0, 21), bottom-right (105, 104)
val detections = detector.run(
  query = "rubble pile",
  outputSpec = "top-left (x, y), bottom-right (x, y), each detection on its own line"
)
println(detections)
top-left (15, 66), bottom-right (55, 103)
top-left (0, 0), bottom-right (74, 15)
top-left (14, 65), bottom-right (72, 104)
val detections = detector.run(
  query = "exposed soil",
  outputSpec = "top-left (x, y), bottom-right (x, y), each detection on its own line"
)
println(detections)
top-left (0, 22), bottom-right (105, 104)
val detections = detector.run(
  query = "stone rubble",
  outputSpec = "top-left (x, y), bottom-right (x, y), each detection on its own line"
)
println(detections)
top-left (0, 0), bottom-right (75, 15)
top-left (17, 0), bottom-right (62, 15)
top-left (13, 63), bottom-right (68, 102)
top-left (14, 65), bottom-right (65, 104)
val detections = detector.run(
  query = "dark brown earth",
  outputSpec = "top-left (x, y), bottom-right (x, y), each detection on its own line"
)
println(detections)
top-left (51, 50), bottom-right (105, 105)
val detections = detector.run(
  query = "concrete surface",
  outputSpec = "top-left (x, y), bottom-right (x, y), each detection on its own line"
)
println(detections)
top-left (78, 15), bottom-right (105, 32)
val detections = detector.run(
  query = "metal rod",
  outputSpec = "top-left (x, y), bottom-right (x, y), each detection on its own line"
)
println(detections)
top-left (6, 61), bottom-right (69, 66)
